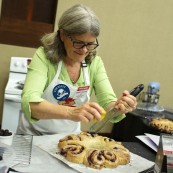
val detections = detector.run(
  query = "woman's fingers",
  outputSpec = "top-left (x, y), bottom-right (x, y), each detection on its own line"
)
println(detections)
top-left (115, 90), bottom-right (137, 113)
top-left (69, 102), bottom-right (105, 122)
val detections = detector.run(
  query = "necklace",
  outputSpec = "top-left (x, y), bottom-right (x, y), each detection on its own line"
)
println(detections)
top-left (65, 62), bottom-right (81, 84)
top-left (71, 79), bottom-right (76, 84)
top-left (69, 71), bottom-right (78, 84)
top-left (67, 67), bottom-right (80, 84)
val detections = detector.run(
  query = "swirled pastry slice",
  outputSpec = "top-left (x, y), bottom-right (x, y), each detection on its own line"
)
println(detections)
top-left (112, 144), bottom-right (130, 165)
top-left (84, 149), bottom-right (119, 169)
top-left (60, 141), bottom-right (86, 164)
top-left (101, 150), bottom-right (119, 168)
top-left (58, 134), bottom-right (81, 148)
top-left (83, 149), bottom-right (106, 169)
top-left (83, 149), bottom-right (119, 169)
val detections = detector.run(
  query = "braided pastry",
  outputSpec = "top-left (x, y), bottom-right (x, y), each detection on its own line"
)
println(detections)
top-left (58, 132), bottom-right (130, 169)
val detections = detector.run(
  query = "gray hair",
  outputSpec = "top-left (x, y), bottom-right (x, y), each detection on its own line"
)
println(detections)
top-left (41, 4), bottom-right (100, 64)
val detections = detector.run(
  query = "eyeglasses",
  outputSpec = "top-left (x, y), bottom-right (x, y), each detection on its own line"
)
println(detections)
top-left (68, 36), bottom-right (99, 50)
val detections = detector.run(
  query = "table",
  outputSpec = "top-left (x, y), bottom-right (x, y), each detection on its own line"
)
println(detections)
top-left (12, 135), bottom-right (156, 173)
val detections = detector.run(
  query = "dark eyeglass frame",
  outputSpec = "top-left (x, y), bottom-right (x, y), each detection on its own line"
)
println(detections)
top-left (68, 36), bottom-right (99, 50)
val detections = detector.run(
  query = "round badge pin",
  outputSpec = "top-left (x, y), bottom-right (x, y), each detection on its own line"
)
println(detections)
top-left (52, 84), bottom-right (70, 101)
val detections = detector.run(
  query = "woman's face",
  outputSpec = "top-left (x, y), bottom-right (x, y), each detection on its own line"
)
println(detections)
top-left (62, 32), bottom-right (97, 63)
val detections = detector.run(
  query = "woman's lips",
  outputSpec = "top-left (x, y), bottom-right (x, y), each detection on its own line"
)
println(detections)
top-left (75, 51), bottom-right (85, 55)
top-left (74, 52), bottom-right (88, 59)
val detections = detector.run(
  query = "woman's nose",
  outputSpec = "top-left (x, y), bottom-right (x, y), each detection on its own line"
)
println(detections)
top-left (80, 45), bottom-right (88, 52)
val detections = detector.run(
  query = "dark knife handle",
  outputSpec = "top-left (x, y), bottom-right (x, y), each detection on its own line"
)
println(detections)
top-left (129, 84), bottom-right (144, 97)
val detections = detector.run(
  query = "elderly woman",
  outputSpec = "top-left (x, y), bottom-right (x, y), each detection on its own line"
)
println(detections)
top-left (17, 4), bottom-right (137, 135)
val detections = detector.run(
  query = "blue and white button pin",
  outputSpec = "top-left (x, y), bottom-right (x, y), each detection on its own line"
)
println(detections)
top-left (52, 84), bottom-right (70, 101)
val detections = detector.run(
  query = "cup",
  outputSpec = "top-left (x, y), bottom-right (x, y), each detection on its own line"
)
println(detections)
top-left (0, 131), bottom-right (13, 146)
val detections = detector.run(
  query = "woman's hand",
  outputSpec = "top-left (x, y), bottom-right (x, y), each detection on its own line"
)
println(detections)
top-left (66, 102), bottom-right (105, 123)
top-left (115, 90), bottom-right (137, 113)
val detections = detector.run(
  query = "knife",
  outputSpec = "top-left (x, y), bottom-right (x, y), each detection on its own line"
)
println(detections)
top-left (89, 84), bottom-right (144, 133)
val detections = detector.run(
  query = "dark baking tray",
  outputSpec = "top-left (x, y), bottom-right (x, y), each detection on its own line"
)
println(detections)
top-left (142, 116), bottom-right (173, 134)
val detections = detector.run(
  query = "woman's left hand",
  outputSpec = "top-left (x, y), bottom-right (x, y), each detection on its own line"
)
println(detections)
top-left (115, 90), bottom-right (137, 113)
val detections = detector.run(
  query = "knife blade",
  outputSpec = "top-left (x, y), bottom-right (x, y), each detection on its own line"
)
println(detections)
top-left (89, 84), bottom-right (144, 133)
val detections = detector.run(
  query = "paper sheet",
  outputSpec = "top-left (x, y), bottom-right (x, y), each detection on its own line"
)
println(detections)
top-left (34, 134), bottom-right (154, 173)
top-left (136, 133), bottom-right (160, 152)
top-left (145, 133), bottom-right (160, 146)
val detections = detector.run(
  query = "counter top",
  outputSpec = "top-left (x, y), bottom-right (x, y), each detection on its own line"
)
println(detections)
top-left (111, 108), bottom-right (173, 142)
top-left (123, 142), bottom-right (156, 162)
top-left (123, 142), bottom-right (155, 173)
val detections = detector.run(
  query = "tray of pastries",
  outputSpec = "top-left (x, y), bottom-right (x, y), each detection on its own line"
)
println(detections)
top-left (142, 115), bottom-right (173, 134)
top-left (149, 118), bottom-right (173, 133)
